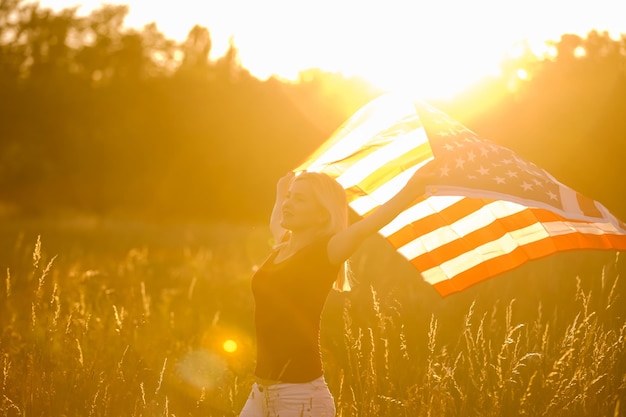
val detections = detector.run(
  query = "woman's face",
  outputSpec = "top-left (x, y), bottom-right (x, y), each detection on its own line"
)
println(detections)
top-left (280, 178), bottom-right (328, 232)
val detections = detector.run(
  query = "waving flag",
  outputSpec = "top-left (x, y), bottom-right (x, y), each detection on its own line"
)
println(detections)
top-left (296, 93), bottom-right (626, 296)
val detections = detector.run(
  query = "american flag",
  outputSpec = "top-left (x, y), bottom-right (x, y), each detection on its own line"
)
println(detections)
top-left (297, 93), bottom-right (626, 296)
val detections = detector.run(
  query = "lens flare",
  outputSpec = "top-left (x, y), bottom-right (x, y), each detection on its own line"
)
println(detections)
top-left (222, 339), bottom-right (237, 353)
top-left (175, 350), bottom-right (227, 390)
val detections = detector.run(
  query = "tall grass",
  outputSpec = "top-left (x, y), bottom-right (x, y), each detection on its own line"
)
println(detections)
top-left (333, 276), bottom-right (625, 416)
top-left (0, 222), bottom-right (261, 416)
top-left (331, 246), bottom-right (626, 417)
top-left (0, 221), bottom-right (624, 416)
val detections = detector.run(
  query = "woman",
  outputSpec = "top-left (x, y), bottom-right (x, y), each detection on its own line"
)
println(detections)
top-left (238, 168), bottom-right (429, 417)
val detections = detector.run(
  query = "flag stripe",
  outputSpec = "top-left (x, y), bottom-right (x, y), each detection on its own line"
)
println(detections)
top-left (310, 127), bottom-right (423, 179)
top-left (342, 141), bottom-right (432, 201)
top-left (336, 138), bottom-right (418, 188)
top-left (420, 222), bottom-right (551, 283)
top-left (577, 192), bottom-right (604, 218)
top-left (390, 202), bottom-right (626, 273)
top-left (415, 218), bottom-right (626, 284)
top-left (558, 185), bottom-right (605, 218)
top-left (383, 197), bottom-right (501, 247)
top-left (391, 199), bottom-right (624, 253)
top-left (399, 210), bottom-right (541, 268)
top-left (347, 167), bottom-right (422, 215)
top-left (428, 231), bottom-right (626, 296)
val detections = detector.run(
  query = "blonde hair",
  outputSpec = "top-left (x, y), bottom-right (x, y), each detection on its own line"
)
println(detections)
top-left (294, 171), bottom-right (353, 292)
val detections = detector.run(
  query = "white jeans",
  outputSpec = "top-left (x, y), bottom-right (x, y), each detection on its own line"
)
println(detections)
top-left (238, 376), bottom-right (336, 417)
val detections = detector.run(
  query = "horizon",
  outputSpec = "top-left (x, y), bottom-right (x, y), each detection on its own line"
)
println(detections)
top-left (30, 0), bottom-right (626, 99)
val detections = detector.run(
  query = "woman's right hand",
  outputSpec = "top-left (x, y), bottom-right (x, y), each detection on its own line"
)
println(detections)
top-left (276, 171), bottom-right (295, 199)
top-left (270, 172), bottom-right (295, 242)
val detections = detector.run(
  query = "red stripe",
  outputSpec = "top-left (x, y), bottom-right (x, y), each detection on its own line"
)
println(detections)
top-left (576, 192), bottom-right (603, 218)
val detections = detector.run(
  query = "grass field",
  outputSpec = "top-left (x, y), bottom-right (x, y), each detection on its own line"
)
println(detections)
top-left (1, 219), bottom-right (625, 416)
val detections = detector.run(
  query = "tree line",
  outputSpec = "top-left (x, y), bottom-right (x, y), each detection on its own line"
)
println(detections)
top-left (1, 0), bottom-right (625, 222)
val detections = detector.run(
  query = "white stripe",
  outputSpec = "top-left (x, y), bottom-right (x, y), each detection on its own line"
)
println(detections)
top-left (336, 128), bottom-right (429, 188)
top-left (304, 95), bottom-right (418, 171)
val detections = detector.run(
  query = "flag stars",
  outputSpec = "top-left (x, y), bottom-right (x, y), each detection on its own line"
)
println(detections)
top-left (506, 170), bottom-right (518, 178)
top-left (501, 158), bottom-right (514, 165)
top-left (547, 190), bottom-right (558, 200)
top-left (455, 157), bottom-right (466, 169)
top-left (439, 165), bottom-right (451, 177)
top-left (480, 147), bottom-right (490, 157)
top-left (443, 143), bottom-right (455, 151)
top-left (467, 150), bottom-right (476, 162)
top-left (438, 128), bottom-right (457, 137)
top-left (493, 176), bottom-right (506, 184)
top-left (477, 166), bottom-right (490, 176)
top-left (521, 181), bottom-right (533, 191)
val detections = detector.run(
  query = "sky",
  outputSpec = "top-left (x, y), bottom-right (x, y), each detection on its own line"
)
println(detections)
top-left (35, 0), bottom-right (625, 99)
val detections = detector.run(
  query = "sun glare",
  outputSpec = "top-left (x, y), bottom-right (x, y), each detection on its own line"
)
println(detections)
top-left (33, 0), bottom-right (625, 101)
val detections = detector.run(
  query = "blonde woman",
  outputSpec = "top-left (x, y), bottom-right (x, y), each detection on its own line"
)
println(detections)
top-left (238, 169), bottom-right (430, 417)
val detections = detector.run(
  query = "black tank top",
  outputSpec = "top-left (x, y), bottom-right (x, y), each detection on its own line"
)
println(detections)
top-left (251, 236), bottom-right (339, 382)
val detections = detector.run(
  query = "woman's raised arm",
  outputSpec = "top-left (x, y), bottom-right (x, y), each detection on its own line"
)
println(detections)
top-left (327, 166), bottom-right (434, 265)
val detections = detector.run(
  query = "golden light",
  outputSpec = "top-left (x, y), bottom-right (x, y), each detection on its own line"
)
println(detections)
top-left (34, 0), bottom-right (625, 101)
top-left (508, 43), bottom-right (526, 60)
top-left (528, 39), bottom-right (555, 59)
top-left (222, 339), bottom-right (238, 353)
